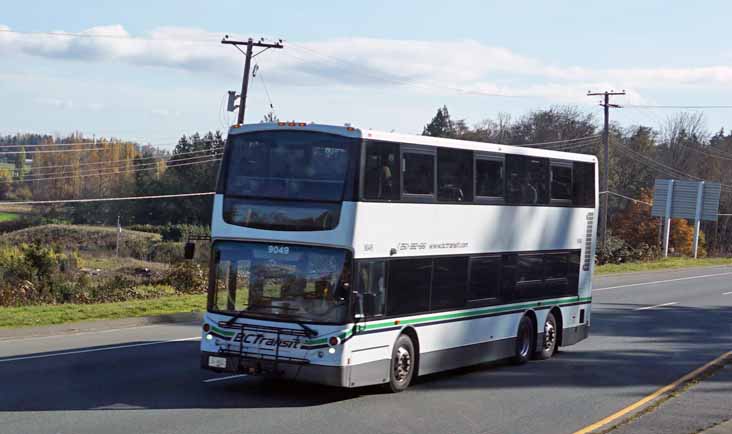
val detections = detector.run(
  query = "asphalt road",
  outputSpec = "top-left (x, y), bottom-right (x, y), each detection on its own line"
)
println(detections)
top-left (1, 266), bottom-right (732, 434)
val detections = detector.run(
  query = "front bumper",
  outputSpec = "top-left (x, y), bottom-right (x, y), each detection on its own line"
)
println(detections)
top-left (201, 351), bottom-right (350, 387)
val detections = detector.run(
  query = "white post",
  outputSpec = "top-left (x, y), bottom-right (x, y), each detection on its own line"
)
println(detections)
top-left (692, 181), bottom-right (704, 258)
top-left (662, 180), bottom-right (674, 258)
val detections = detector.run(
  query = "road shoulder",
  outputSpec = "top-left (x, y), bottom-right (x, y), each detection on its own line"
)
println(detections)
top-left (0, 311), bottom-right (203, 341)
top-left (589, 353), bottom-right (732, 434)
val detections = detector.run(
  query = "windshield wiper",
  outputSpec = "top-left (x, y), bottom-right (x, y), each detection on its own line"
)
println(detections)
top-left (225, 305), bottom-right (318, 337)
top-left (225, 304), bottom-right (293, 325)
top-left (294, 321), bottom-right (318, 338)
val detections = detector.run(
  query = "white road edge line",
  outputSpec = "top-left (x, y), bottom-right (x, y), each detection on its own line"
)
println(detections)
top-left (203, 374), bottom-right (249, 383)
top-left (595, 272), bottom-right (732, 292)
top-left (0, 324), bottom-right (166, 343)
top-left (723, 291), bottom-right (732, 295)
top-left (635, 301), bottom-right (679, 311)
top-left (0, 336), bottom-right (200, 363)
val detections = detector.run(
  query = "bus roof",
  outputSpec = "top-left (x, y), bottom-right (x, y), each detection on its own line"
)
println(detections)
top-left (229, 122), bottom-right (598, 163)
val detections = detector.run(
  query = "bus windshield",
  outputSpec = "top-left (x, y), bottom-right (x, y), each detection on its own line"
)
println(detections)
top-left (210, 241), bottom-right (351, 324)
top-left (224, 131), bottom-right (357, 202)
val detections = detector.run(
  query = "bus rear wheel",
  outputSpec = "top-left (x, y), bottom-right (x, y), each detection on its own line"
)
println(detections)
top-left (386, 334), bottom-right (415, 393)
top-left (512, 315), bottom-right (534, 365)
top-left (535, 312), bottom-right (557, 360)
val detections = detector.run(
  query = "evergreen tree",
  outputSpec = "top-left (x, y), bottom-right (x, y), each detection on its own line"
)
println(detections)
top-left (422, 106), bottom-right (455, 138)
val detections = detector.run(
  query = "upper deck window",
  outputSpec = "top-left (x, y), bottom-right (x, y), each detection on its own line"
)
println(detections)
top-left (402, 151), bottom-right (435, 196)
top-left (437, 148), bottom-right (474, 202)
top-left (224, 131), bottom-right (357, 202)
top-left (364, 141), bottom-right (400, 200)
top-left (506, 155), bottom-right (549, 205)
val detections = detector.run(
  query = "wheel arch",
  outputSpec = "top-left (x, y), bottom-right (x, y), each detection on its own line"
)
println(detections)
top-left (522, 309), bottom-right (538, 332)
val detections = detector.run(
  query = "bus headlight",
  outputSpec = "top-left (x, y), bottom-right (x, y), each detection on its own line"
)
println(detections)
top-left (328, 336), bottom-right (341, 347)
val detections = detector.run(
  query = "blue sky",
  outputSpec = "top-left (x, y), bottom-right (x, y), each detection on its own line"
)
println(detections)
top-left (2, 0), bottom-right (732, 148)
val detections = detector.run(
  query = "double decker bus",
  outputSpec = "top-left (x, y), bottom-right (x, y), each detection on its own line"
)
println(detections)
top-left (198, 122), bottom-right (597, 392)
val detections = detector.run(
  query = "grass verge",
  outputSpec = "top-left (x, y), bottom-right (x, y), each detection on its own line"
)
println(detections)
top-left (0, 294), bottom-right (206, 329)
top-left (596, 256), bottom-right (732, 275)
top-left (0, 212), bottom-right (20, 222)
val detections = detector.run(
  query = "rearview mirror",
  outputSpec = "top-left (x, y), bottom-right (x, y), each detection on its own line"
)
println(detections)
top-left (184, 242), bottom-right (196, 260)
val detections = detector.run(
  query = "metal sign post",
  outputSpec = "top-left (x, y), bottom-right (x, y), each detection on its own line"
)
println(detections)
top-left (692, 181), bottom-right (704, 258)
top-left (662, 180), bottom-right (674, 258)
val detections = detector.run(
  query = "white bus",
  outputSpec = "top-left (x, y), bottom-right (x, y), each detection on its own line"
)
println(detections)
top-left (198, 122), bottom-right (597, 392)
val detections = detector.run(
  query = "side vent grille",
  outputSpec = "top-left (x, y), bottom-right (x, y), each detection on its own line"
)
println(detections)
top-left (583, 212), bottom-right (594, 271)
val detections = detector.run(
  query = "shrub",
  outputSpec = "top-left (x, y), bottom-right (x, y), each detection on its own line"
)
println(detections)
top-left (164, 262), bottom-right (207, 294)
top-left (148, 241), bottom-right (184, 263)
top-left (127, 224), bottom-right (209, 242)
top-left (596, 234), bottom-right (660, 265)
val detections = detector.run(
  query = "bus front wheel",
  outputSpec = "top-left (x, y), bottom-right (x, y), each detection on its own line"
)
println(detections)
top-left (386, 334), bottom-right (415, 392)
top-left (512, 315), bottom-right (535, 365)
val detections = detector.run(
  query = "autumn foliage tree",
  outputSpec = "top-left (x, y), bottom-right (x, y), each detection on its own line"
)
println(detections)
top-left (611, 188), bottom-right (705, 258)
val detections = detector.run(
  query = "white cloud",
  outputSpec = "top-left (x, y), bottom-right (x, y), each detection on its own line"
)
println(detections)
top-left (3, 24), bottom-right (732, 104)
top-left (35, 97), bottom-right (74, 110)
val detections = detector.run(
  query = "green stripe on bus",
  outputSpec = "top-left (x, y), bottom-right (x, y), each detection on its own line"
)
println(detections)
top-left (217, 296), bottom-right (592, 344)
top-left (211, 325), bottom-right (236, 337)
top-left (359, 296), bottom-right (592, 332)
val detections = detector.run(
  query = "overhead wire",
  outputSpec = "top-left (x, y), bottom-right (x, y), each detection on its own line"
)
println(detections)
top-left (0, 28), bottom-right (221, 44)
top-left (518, 135), bottom-right (601, 148)
top-left (15, 146), bottom-right (224, 175)
top-left (0, 191), bottom-right (216, 206)
top-left (614, 141), bottom-right (732, 193)
top-left (4, 156), bottom-right (221, 185)
top-left (600, 190), bottom-right (653, 206)
top-left (284, 41), bottom-right (530, 99)
top-left (19, 152), bottom-right (223, 182)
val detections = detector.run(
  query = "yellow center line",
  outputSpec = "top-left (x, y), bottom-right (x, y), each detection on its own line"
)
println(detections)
top-left (572, 350), bottom-right (732, 434)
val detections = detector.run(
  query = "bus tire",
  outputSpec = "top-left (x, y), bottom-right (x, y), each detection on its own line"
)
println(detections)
top-left (512, 315), bottom-right (534, 365)
top-left (386, 334), bottom-right (415, 393)
top-left (535, 311), bottom-right (557, 360)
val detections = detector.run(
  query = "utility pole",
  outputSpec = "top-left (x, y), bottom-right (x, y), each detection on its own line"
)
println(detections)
top-left (221, 36), bottom-right (283, 125)
top-left (587, 89), bottom-right (625, 250)
top-left (116, 214), bottom-right (121, 258)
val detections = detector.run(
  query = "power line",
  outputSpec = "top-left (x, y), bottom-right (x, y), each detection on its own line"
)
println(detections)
top-left (517, 134), bottom-right (602, 148)
top-left (285, 41), bottom-right (530, 99)
top-left (613, 141), bottom-right (732, 194)
top-left (600, 190), bottom-right (653, 206)
top-left (0, 141), bottom-right (97, 149)
top-left (0, 146), bottom-right (106, 155)
top-left (26, 146), bottom-right (224, 173)
top-left (18, 152), bottom-right (223, 182)
top-left (253, 64), bottom-right (276, 114)
top-left (615, 141), bottom-right (704, 181)
top-left (0, 28), bottom-right (220, 44)
top-left (626, 105), bottom-right (732, 109)
top-left (0, 191), bottom-right (216, 206)
top-left (6, 157), bottom-right (221, 185)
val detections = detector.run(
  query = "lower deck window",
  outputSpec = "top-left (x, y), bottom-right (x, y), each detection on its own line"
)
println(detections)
top-left (387, 259), bottom-right (431, 315)
top-left (468, 256), bottom-right (502, 302)
top-left (431, 257), bottom-right (468, 309)
top-left (366, 249), bottom-right (580, 318)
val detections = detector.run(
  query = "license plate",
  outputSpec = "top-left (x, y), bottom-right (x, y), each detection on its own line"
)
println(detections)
top-left (209, 356), bottom-right (227, 368)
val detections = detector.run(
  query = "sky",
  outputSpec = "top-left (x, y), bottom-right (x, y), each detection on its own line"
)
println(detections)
top-left (2, 0), bottom-right (732, 148)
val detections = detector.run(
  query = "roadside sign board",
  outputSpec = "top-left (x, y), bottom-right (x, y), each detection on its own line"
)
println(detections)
top-left (651, 179), bottom-right (721, 258)
top-left (651, 179), bottom-right (721, 222)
